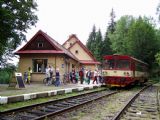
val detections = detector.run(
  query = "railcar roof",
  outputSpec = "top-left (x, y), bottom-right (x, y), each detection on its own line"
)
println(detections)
top-left (103, 55), bottom-right (148, 66)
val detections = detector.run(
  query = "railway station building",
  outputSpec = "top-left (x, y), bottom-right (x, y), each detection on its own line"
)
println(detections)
top-left (15, 30), bottom-right (100, 82)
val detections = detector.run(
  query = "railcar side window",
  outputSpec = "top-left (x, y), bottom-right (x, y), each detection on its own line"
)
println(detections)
top-left (117, 60), bottom-right (130, 69)
top-left (103, 59), bottom-right (115, 69)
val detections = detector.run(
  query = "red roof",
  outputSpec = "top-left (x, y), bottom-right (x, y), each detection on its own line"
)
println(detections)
top-left (16, 50), bottom-right (64, 54)
top-left (15, 30), bottom-right (78, 61)
top-left (104, 55), bottom-right (148, 65)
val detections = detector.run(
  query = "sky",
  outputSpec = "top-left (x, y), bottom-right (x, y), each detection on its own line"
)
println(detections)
top-left (25, 0), bottom-right (159, 46)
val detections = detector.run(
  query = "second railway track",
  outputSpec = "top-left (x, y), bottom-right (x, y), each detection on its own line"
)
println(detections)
top-left (113, 84), bottom-right (160, 120)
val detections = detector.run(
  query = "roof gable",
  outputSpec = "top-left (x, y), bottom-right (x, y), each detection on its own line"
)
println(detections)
top-left (64, 35), bottom-right (97, 61)
top-left (15, 30), bottom-right (78, 61)
top-left (63, 34), bottom-right (77, 45)
top-left (17, 30), bottom-right (61, 52)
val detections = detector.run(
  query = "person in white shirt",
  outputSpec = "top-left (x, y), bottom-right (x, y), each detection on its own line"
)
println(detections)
top-left (45, 66), bottom-right (50, 85)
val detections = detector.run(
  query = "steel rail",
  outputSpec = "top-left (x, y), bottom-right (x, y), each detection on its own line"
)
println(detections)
top-left (0, 88), bottom-right (107, 114)
top-left (0, 89), bottom-right (118, 120)
top-left (111, 84), bottom-right (152, 120)
top-left (33, 91), bottom-right (118, 120)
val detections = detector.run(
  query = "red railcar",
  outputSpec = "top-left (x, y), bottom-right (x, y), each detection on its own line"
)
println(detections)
top-left (102, 55), bottom-right (149, 87)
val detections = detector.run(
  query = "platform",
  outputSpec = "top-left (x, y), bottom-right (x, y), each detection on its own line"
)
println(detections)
top-left (0, 82), bottom-right (102, 104)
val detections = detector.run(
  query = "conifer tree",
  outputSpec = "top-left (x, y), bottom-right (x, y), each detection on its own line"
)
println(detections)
top-left (94, 29), bottom-right (103, 61)
top-left (102, 8), bottom-right (116, 56)
top-left (86, 25), bottom-right (96, 54)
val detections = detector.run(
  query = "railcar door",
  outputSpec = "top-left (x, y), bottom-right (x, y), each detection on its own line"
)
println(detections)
top-left (131, 60), bottom-right (135, 78)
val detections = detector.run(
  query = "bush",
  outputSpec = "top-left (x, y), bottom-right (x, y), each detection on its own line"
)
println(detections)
top-left (0, 65), bottom-right (16, 84)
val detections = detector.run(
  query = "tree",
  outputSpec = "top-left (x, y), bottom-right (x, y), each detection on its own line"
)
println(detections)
top-left (102, 8), bottom-right (116, 56)
top-left (94, 29), bottom-right (103, 61)
top-left (109, 15), bottom-right (135, 55)
top-left (129, 17), bottom-right (158, 65)
top-left (108, 8), bottom-right (116, 34)
top-left (86, 25), bottom-right (96, 54)
top-left (0, 0), bottom-right (38, 65)
top-left (109, 15), bottom-right (158, 68)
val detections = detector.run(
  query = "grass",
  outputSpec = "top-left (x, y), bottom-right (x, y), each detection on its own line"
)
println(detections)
top-left (0, 87), bottom-right (107, 112)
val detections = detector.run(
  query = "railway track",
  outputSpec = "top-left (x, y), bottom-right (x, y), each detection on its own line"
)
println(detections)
top-left (0, 89), bottom-right (118, 120)
top-left (49, 84), bottom-right (156, 120)
top-left (112, 84), bottom-right (160, 120)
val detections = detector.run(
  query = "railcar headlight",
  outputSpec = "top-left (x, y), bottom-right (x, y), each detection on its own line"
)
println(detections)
top-left (102, 71), bottom-right (107, 75)
top-left (126, 72), bottom-right (130, 76)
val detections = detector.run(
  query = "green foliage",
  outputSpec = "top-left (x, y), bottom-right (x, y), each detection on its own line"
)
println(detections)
top-left (86, 9), bottom-right (116, 61)
top-left (0, 0), bottom-right (38, 65)
top-left (86, 25), bottom-right (96, 54)
top-left (86, 5), bottom-right (160, 70)
top-left (109, 15), bottom-right (135, 55)
top-left (94, 29), bottom-right (103, 61)
top-left (102, 8), bottom-right (116, 56)
top-left (86, 26), bottom-right (103, 62)
top-left (0, 65), bottom-right (16, 84)
top-left (155, 52), bottom-right (160, 66)
top-left (101, 32), bottom-right (113, 56)
top-left (108, 15), bottom-right (159, 68)
top-left (108, 8), bottom-right (116, 34)
top-left (129, 17), bottom-right (158, 65)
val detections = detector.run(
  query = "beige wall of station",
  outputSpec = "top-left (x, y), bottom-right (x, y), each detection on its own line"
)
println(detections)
top-left (18, 54), bottom-right (79, 82)
top-left (70, 43), bottom-right (92, 61)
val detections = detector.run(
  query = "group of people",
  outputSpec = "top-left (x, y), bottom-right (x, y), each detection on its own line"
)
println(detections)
top-left (45, 65), bottom-right (60, 86)
top-left (69, 68), bottom-right (103, 85)
top-left (23, 66), bottom-right (103, 86)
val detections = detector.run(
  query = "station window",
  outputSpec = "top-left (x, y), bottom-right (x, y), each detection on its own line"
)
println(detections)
top-left (75, 50), bottom-right (78, 54)
top-left (32, 59), bottom-right (47, 72)
top-left (70, 43), bottom-right (72, 46)
top-left (38, 42), bottom-right (43, 48)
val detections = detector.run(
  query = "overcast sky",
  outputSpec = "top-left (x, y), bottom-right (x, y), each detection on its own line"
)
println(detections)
top-left (25, 0), bottom-right (159, 45)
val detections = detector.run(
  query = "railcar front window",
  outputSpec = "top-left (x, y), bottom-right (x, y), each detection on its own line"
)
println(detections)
top-left (117, 60), bottom-right (130, 69)
top-left (103, 59), bottom-right (115, 69)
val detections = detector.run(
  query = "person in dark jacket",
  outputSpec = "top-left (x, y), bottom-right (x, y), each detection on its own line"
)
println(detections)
top-left (79, 68), bottom-right (84, 84)
top-left (55, 68), bottom-right (60, 86)
top-left (86, 69), bottom-right (92, 85)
